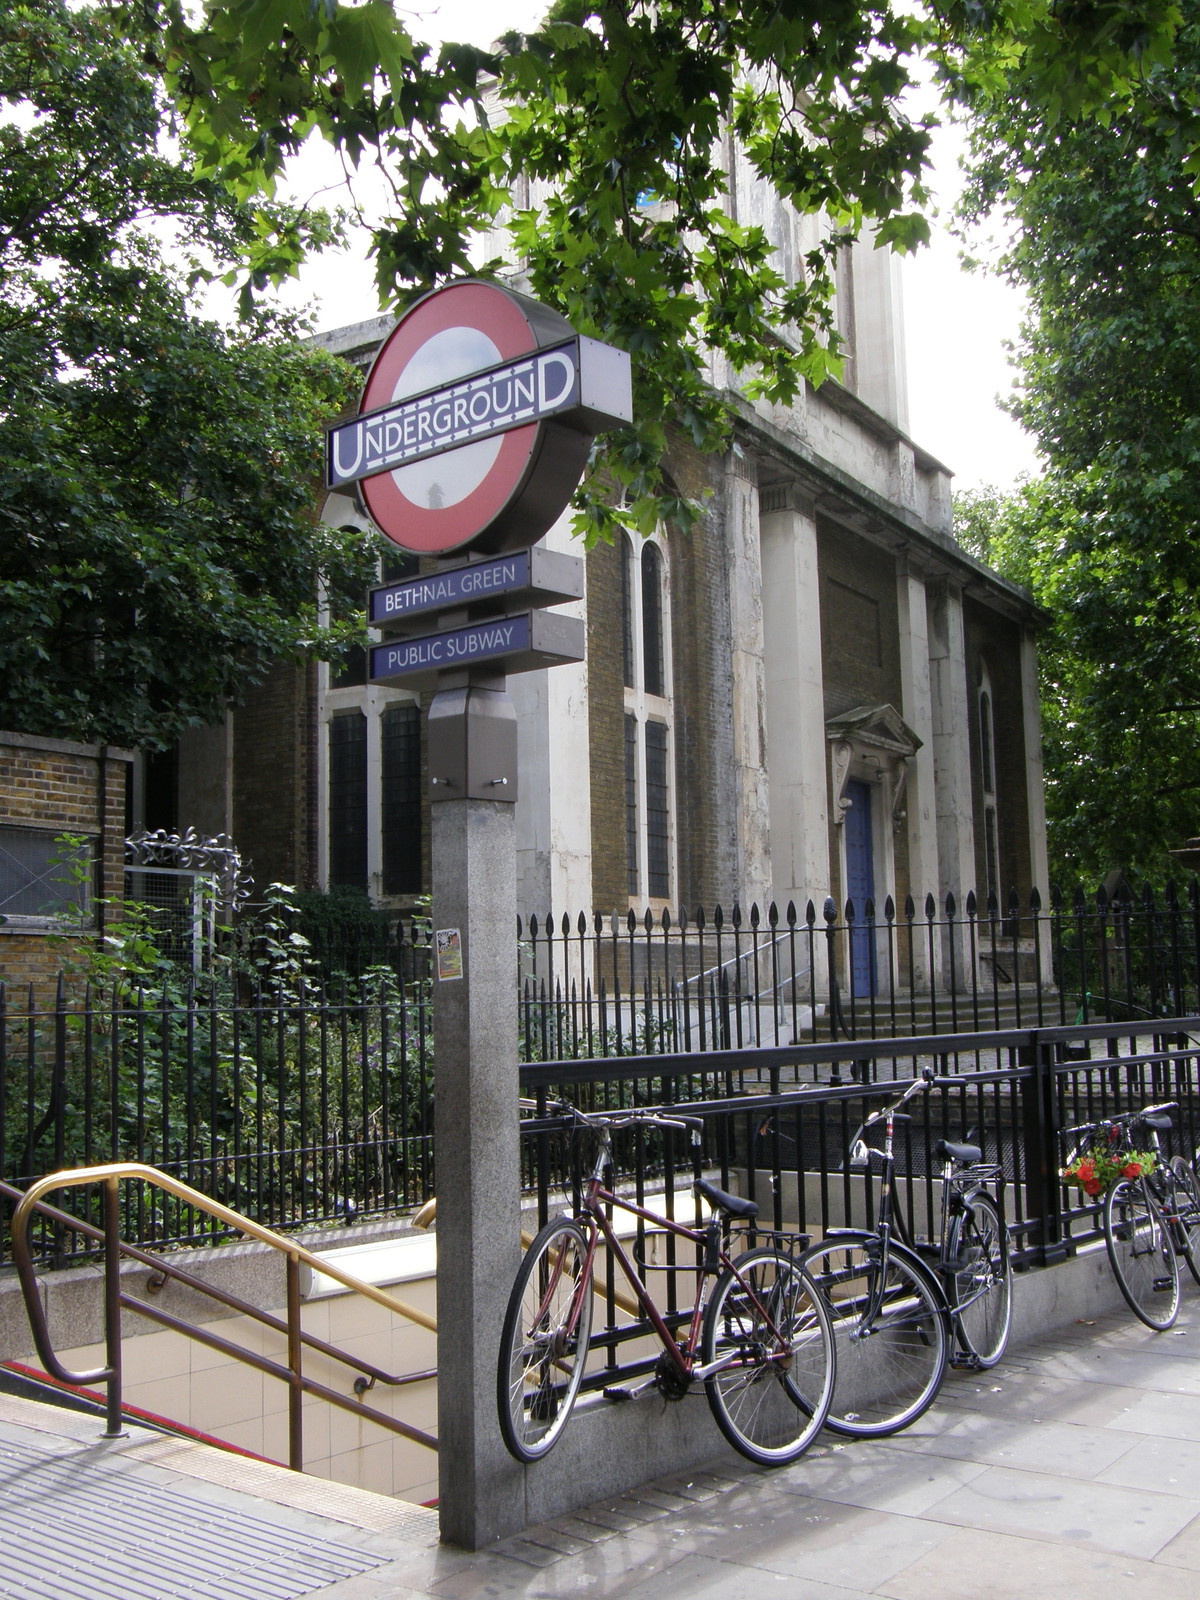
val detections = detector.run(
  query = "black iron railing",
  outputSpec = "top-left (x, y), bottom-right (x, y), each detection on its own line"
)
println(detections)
top-left (0, 973), bottom-right (433, 1264)
top-left (5, 880), bottom-right (1200, 1265)
top-left (518, 1019), bottom-right (1200, 1273)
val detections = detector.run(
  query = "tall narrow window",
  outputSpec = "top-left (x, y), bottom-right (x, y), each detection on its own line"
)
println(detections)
top-left (622, 532), bottom-right (676, 904)
top-left (978, 663), bottom-right (1000, 902)
top-left (318, 504), bottom-right (425, 903)
top-left (642, 543), bottom-right (665, 697)
top-left (329, 711), bottom-right (368, 889)
top-left (624, 714), bottom-right (639, 897)
top-left (381, 703), bottom-right (422, 895)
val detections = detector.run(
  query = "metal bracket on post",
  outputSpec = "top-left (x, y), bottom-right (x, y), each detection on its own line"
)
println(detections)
top-left (427, 682), bottom-right (518, 803)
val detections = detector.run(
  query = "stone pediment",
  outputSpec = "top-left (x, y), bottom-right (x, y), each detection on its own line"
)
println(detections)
top-left (825, 704), bottom-right (922, 757)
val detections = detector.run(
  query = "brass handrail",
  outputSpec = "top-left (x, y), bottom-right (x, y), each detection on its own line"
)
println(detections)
top-left (9, 1163), bottom-right (439, 1468)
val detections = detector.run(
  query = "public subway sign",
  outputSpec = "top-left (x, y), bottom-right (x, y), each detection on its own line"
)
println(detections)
top-left (326, 279), bottom-right (632, 557)
top-left (368, 610), bottom-right (585, 691)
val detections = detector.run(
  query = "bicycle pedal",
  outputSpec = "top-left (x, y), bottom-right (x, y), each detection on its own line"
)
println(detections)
top-left (602, 1386), bottom-right (633, 1402)
top-left (1153, 1277), bottom-right (1175, 1292)
top-left (949, 1351), bottom-right (983, 1371)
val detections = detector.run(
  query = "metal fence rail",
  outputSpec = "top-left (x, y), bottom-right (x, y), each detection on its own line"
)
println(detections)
top-left (0, 973), bottom-right (433, 1264)
top-left (5, 880), bottom-right (1200, 1266)
top-left (516, 883), bottom-right (1200, 1057)
top-left (516, 1018), bottom-right (1200, 1393)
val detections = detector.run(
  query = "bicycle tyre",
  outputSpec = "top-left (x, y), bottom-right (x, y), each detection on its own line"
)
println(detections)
top-left (948, 1193), bottom-right (1012, 1368)
top-left (804, 1233), bottom-right (948, 1437)
top-left (1104, 1177), bottom-right (1180, 1331)
top-left (701, 1245), bottom-right (835, 1466)
top-left (497, 1217), bottom-right (594, 1462)
top-left (1168, 1158), bottom-right (1200, 1288)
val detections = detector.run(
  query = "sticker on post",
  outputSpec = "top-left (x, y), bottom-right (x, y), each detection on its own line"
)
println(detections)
top-left (436, 928), bottom-right (464, 981)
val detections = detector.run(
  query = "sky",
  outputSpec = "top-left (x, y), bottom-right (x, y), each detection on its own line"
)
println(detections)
top-left (280, 0), bottom-right (1043, 495)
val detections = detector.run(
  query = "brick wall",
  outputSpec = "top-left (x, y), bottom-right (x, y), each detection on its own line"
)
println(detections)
top-left (0, 731), bottom-right (132, 992)
top-left (232, 661), bottom-right (319, 893)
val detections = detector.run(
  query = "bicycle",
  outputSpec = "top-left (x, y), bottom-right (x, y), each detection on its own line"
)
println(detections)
top-left (497, 1099), bottom-right (836, 1468)
top-left (802, 1068), bottom-right (1012, 1437)
top-left (1062, 1101), bottom-right (1200, 1330)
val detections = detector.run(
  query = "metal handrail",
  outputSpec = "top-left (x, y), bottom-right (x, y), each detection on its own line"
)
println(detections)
top-left (8, 1163), bottom-right (438, 1468)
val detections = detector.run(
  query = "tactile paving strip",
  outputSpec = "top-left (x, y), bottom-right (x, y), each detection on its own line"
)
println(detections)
top-left (0, 1436), bottom-right (384, 1600)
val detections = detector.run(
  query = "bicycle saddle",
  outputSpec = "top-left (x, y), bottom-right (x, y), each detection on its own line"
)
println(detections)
top-left (694, 1178), bottom-right (759, 1220)
top-left (933, 1137), bottom-right (982, 1165)
top-left (1141, 1112), bottom-right (1173, 1132)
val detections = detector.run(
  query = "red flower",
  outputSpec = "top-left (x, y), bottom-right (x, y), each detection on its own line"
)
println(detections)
top-left (1083, 1178), bottom-right (1102, 1196)
top-left (1122, 1161), bottom-right (1142, 1179)
top-left (1076, 1158), bottom-right (1095, 1180)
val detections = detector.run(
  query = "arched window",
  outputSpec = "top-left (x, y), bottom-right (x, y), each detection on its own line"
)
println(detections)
top-left (621, 532), bottom-right (675, 903)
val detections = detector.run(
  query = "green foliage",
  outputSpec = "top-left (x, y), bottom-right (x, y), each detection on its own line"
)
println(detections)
top-left (0, 0), bottom-right (372, 749)
top-left (950, 5), bottom-right (1200, 884)
top-left (118, 0), bottom-right (1183, 548)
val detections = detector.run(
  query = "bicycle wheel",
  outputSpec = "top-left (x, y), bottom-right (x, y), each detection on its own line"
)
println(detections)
top-left (497, 1217), bottom-right (594, 1462)
top-left (1104, 1177), bottom-right (1180, 1331)
top-left (948, 1193), bottom-right (1012, 1368)
top-left (701, 1245), bottom-right (835, 1466)
top-left (1168, 1158), bottom-right (1200, 1288)
top-left (804, 1234), bottom-right (948, 1437)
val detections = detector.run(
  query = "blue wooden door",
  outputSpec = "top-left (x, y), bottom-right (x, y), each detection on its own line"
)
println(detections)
top-left (844, 780), bottom-right (876, 997)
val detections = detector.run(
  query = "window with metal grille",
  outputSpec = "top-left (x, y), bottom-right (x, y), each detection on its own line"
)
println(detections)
top-left (642, 543), bottom-right (665, 697)
top-left (645, 721), bottom-right (670, 898)
top-left (625, 714), bottom-right (639, 897)
top-left (329, 711), bottom-right (368, 890)
top-left (621, 530), bottom-right (675, 904)
top-left (0, 828), bottom-right (92, 925)
top-left (381, 703), bottom-right (422, 896)
top-left (621, 535), bottom-right (635, 689)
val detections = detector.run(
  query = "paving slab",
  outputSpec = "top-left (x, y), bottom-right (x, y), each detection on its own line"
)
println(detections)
top-left (5, 1299), bottom-right (1200, 1599)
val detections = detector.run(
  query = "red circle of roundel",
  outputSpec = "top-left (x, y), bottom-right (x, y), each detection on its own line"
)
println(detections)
top-left (358, 282), bottom-right (544, 556)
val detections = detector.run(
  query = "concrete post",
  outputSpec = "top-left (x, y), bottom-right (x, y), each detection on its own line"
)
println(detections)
top-left (431, 687), bottom-right (524, 1550)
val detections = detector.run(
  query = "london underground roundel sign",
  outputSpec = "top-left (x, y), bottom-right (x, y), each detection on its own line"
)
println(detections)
top-left (326, 280), bottom-right (632, 557)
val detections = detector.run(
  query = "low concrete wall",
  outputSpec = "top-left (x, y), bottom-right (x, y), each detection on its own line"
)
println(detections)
top-left (1, 1204), bottom-right (1131, 1531)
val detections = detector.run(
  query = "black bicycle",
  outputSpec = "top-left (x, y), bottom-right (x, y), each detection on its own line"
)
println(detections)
top-left (1063, 1101), bottom-right (1200, 1330)
top-left (803, 1069), bottom-right (1012, 1436)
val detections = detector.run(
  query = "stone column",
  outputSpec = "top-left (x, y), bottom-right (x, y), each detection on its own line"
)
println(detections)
top-left (760, 481), bottom-right (831, 909)
top-left (510, 516), bottom-right (593, 920)
top-left (895, 556), bottom-right (939, 989)
top-left (927, 579), bottom-right (976, 982)
top-left (725, 448), bottom-right (772, 907)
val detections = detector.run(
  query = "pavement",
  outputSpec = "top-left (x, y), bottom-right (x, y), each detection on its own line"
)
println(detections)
top-left (6, 1298), bottom-right (1200, 1600)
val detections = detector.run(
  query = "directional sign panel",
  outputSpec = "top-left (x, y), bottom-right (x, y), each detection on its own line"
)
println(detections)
top-left (368, 610), bottom-right (585, 691)
top-left (368, 547), bottom-right (584, 633)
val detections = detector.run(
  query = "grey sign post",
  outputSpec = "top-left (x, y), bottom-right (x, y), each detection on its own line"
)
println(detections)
top-left (327, 279), bottom-right (631, 1548)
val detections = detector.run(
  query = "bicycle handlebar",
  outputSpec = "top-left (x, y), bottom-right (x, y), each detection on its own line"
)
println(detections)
top-left (1061, 1101), bottom-right (1178, 1142)
top-left (518, 1096), bottom-right (704, 1138)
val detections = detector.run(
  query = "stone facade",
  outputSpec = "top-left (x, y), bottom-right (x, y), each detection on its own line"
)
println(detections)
top-left (141, 161), bottom-right (1048, 1004)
